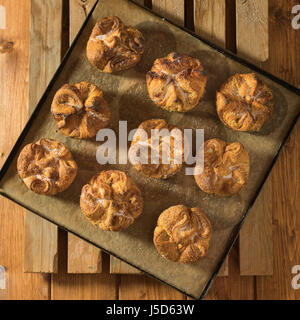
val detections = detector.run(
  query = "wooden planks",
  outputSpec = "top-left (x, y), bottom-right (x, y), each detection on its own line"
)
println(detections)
top-left (237, 0), bottom-right (273, 276)
top-left (256, 123), bottom-right (300, 299)
top-left (205, 243), bottom-right (255, 300)
top-left (119, 275), bottom-right (186, 300)
top-left (152, 0), bottom-right (185, 26)
top-left (67, 0), bottom-right (102, 274)
top-left (51, 230), bottom-right (117, 299)
top-left (0, 0), bottom-right (50, 299)
top-left (69, 0), bottom-right (97, 45)
top-left (24, 215), bottom-right (58, 273)
top-left (254, 0), bottom-right (300, 299)
top-left (51, 273), bottom-right (118, 299)
top-left (110, 258), bottom-right (142, 274)
top-left (67, 234), bottom-right (102, 273)
top-left (194, 0), bottom-right (228, 277)
top-left (23, 0), bottom-right (62, 274)
top-left (236, 0), bottom-right (269, 63)
top-left (194, 0), bottom-right (226, 47)
top-left (239, 193), bottom-right (273, 275)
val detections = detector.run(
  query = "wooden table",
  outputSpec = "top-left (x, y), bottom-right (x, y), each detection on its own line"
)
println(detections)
top-left (0, 0), bottom-right (299, 300)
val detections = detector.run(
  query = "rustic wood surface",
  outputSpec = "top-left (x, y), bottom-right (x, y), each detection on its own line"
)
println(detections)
top-left (236, 0), bottom-right (269, 62)
top-left (0, 0), bottom-right (50, 299)
top-left (0, 0), bottom-right (299, 299)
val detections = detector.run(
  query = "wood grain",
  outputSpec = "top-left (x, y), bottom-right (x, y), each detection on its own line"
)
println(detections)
top-left (67, 233), bottom-right (102, 273)
top-left (256, 122), bottom-right (300, 299)
top-left (67, 0), bottom-right (102, 274)
top-left (236, 0), bottom-right (269, 62)
top-left (23, 0), bottom-right (62, 274)
top-left (0, 198), bottom-right (50, 299)
top-left (51, 273), bottom-right (118, 299)
top-left (110, 258), bottom-right (142, 274)
top-left (152, 0), bottom-right (185, 26)
top-left (254, 0), bottom-right (300, 299)
top-left (0, 0), bottom-right (50, 299)
top-left (194, 0), bottom-right (228, 277)
top-left (119, 275), bottom-right (186, 300)
top-left (204, 243), bottom-right (255, 300)
top-left (69, 0), bottom-right (97, 45)
top-left (194, 0), bottom-right (226, 47)
top-left (51, 231), bottom-right (117, 299)
top-left (239, 194), bottom-right (273, 275)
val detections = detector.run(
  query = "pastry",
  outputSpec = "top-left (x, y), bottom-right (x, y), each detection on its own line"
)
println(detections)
top-left (216, 73), bottom-right (274, 131)
top-left (194, 138), bottom-right (250, 196)
top-left (146, 52), bottom-right (207, 112)
top-left (51, 81), bottom-right (110, 139)
top-left (153, 205), bottom-right (212, 263)
top-left (17, 138), bottom-right (77, 195)
top-left (86, 16), bottom-right (144, 73)
top-left (129, 119), bottom-right (185, 179)
top-left (80, 170), bottom-right (143, 231)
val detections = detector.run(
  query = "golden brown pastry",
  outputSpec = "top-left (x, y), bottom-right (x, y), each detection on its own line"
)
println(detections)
top-left (194, 138), bottom-right (250, 196)
top-left (153, 205), bottom-right (212, 263)
top-left (129, 119), bottom-right (185, 179)
top-left (17, 138), bottom-right (77, 195)
top-left (216, 73), bottom-right (274, 131)
top-left (86, 16), bottom-right (144, 73)
top-left (51, 81), bottom-right (110, 139)
top-left (146, 52), bottom-right (207, 112)
top-left (80, 170), bottom-right (143, 231)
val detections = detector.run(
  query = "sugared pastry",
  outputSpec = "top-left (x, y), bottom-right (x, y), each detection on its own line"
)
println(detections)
top-left (146, 52), bottom-right (207, 112)
top-left (17, 138), bottom-right (77, 195)
top-left (86, 16), bottom-right (144, 73)
top-left (194, 138), bottom-right (250, 196)
top-left (129, 119), bottom-right (185, 179)
top-left (51, 81), bottom-right (110, 139)
top-left (80, 170), bottom-right (143, 231)
top-left (153, 205), bottom-right (212, 263)
top-left (216, 73), bottom-right (274, 132)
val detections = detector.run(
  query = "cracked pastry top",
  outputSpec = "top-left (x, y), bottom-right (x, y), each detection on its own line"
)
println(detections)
top-left (80, 170), bottom-right (143, 231)
top-left (17, 138), bottom-right (78, 195)
top-left (153, 205), bottom-right (212, 263)
top-left (194, 138), bottom-right (250, 196)
top-left (146, 52), bottom-right (207, 112)
top-left (86, 16), bottom-right (144, 73)
top-left (216, 73), bottom-right (274, 132)
top-left (51, 81), bottom-right (110, 139)
top-left (129, 119), bottom-right (185, 179)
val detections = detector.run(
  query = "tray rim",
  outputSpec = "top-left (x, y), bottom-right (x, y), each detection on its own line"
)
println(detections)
top-left (0, 0), bottom-right (300, 300)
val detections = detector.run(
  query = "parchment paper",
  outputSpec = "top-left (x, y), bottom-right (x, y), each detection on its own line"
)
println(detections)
top-left (1, 0), bottom-right (300, 298)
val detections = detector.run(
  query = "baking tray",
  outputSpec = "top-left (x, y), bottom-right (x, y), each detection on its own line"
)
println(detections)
top-left (0, 0), bottom-right (300, 299)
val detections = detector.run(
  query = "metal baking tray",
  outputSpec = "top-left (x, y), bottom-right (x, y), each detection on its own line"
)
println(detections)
top-left (1, 0), bottom-right (300, 299)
